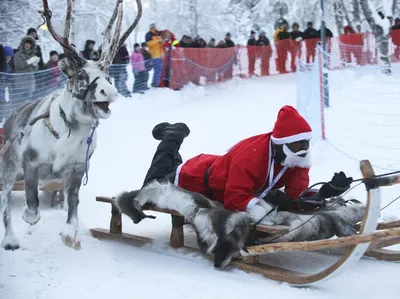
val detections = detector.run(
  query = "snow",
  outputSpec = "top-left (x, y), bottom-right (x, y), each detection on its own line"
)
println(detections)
top-left (1, 74), bottom-right (400, 298)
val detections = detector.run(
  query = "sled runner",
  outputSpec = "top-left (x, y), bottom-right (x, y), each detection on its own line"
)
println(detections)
top-left (90, 160), bottom-right (400, 286)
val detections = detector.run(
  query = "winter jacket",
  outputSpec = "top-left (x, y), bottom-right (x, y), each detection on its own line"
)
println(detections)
top-left (175, 133), bottom-right (310, 211)
top-left (225, 39), bottom-right (235, 48)
top-left (316, 28), bottom-right (334, 39)
top-left (290, 30), bottom-right (303, 41)
top-left (274, 28), bottom-right (291, 42)
top-left (247, 38), bottom-right (257, 46)
top-left (257, 36), bottom-right (271, 46)
top-left (13, 36), bottom-right (39, 93)
top-left (302, 28), bottom-right (318, 40)
top-left (131, 51), bottom-right (146, 72)
top-left (113, 46), bottom-right (130, 64)
top-left (145, 30), bottom-right (164, 59)
top-left (45, 59), bottom-right (62, 88)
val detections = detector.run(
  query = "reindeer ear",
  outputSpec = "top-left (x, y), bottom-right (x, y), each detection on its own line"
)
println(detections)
top-left (58, 58), bottom-right (80, 78)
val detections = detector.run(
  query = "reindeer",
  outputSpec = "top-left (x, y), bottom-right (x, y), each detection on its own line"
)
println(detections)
top-left (0, 0), bottom-right (142, 251)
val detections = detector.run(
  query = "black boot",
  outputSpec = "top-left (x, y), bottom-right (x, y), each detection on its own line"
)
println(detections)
top-left (152, 122), bottom-right (190, 141)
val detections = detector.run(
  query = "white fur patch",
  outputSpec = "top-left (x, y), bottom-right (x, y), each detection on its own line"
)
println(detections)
top-left (192, 211), bottom-right (218, 254)
top-left (60, 218), bottom-right (81, 250)
top-left (246, 200), bottom-right (276, 225)
top-left (282, 144), bottom-right (312, 168)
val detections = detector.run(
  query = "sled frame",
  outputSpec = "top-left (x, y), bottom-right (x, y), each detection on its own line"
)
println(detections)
top-left (90, 160), bottom-right (399, 286)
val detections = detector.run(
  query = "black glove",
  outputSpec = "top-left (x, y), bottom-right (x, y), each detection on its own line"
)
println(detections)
top-left (319, 171), bottom-right (353, 199)
top-left (263, 190), bottom-right (294, 211)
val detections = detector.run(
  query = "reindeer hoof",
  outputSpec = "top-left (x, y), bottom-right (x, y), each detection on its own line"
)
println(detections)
top-left (2, 234), bottom-right (20, 251)
top-left (60, 222), bottom-right (81, 250)
top-left (22, 207), bottom-right (41, 225)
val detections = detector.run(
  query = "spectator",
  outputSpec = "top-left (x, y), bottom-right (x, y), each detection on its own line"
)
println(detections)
top-left (290, 23), bottom-right (303, 71)
top-left (44, 50), bottom-right (62, 89)
top-left (81, 40), bottom-right (100, 61)
top-left (303, 22), bottom-right (318, 63)
top-left (274, 22), bottom-right (291, 73)
top-left (26, 28), bottom-right (45, 70)
top-left (257, 31), bottom-right (272, 76)
top-left (392, 18), bottom-right (400, 59)
top-left (13, 36), bottom-right (40, 101)
top-left (0, 45), bottom-right (14, 122)
top-left (145, 23), bottom-right (165, 87)
top-left (141, 42), bottom-right (152, 90)
top-left (224, 32), bottom-right (235, 48)
top-left (207, 38), bottom-right (216, 48)
top-left (247, 30), bottom-right (257, 76)
top-left (110, 43), bottom-right (131, 97)
top-left (216, 40), bottom-right (226, 48)
top-left (131, 43), bottom-right (147, 94)
top-left (180, 35), bottom-right (192, 48)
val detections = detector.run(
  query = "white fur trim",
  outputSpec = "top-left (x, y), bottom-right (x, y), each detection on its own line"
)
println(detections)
top-left (271, 131), bottom-right (312, 145)
top-left (246, 200), bottom-right (275, 224)
top-left (174, 163), bottom-right (184, 186)
top-left (246, 197), bottom-right (261, 209)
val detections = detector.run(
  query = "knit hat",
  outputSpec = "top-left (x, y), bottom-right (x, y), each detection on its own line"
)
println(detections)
top-left (271, 106), bottom-right (312, 144)
top-left (27, 28), bottom-right (37, 35)
top-left (4, 45), bottom-right (14, 57)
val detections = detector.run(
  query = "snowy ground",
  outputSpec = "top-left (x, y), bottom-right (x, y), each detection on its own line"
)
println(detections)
top-left (1, 74), bottom-right (399, 299)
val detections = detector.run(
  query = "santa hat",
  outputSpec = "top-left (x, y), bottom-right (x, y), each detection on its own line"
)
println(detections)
top-left (271, 106), bottom-right (312, 145)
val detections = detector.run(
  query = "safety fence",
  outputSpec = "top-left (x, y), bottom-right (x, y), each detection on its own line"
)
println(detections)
top-left (297, 42), bottom-right (400, 171)
top-left (2, 30), bottom-right (400, 123)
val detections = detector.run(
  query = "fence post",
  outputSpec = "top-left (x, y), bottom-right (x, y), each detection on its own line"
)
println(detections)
top-left (318, 44), bottom-right (326, 140)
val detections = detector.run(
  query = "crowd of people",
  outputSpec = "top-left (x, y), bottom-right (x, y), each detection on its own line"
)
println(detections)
top-left (2, 19), bottom-right (400, 115)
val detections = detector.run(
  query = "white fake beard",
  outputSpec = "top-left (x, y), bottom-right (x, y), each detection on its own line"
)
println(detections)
top-left (282, 144), bottom-right (312, 168)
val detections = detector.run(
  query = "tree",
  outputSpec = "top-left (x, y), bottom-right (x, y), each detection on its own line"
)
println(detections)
top-left (359, 0), bottom-right (392, 73)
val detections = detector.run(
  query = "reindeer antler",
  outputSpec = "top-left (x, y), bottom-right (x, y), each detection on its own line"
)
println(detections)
top-left (98, 0), bottom-right (143, 70)
top-left (40, 0), bottom-right (82, 63)
top-left (117, 0), bottom-right (143, 49)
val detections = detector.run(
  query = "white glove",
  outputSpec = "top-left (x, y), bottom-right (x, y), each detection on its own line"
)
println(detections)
top-left (27, 57), bottom-right (38, 65)
top-left (295, 37), bottom-right (303, 42)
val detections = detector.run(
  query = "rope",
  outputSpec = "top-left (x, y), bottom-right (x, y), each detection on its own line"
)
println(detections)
top-left (82, 119), bottom-right (99, 186)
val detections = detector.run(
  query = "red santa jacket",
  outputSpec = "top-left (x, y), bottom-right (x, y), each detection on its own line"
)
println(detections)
top-left (175, 133), bottom-right (310, 211)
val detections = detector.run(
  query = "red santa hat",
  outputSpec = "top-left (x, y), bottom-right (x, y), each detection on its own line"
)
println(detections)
top-left (271, 105), bottom-right (312, 144)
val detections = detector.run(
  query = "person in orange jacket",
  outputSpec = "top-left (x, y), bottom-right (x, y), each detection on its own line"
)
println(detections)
top-left (145, 23), bottom-right (165, 87)
top-left (140, 105), bottom-right (352, 221)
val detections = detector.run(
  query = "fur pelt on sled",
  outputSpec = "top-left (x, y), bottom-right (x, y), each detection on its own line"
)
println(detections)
top-left (115, 181), bottom-right (366, 268)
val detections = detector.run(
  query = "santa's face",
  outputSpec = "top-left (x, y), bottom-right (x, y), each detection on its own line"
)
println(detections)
top-left (281, 140), bottom-right (311, 168)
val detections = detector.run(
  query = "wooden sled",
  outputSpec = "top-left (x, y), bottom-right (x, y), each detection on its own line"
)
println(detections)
top-left (90, 160), bottom-right (400, 286)
top-left (0, 180), bottom-right (65, 207)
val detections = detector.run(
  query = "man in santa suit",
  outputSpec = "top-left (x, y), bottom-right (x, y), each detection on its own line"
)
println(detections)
top-left (141, 105), bottom-right (352, 221)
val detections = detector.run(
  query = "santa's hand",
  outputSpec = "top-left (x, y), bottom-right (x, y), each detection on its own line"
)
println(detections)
top-left (264, 190), bottom-right (294, 211)
top-left (319, 171), bottom-right (353, 198)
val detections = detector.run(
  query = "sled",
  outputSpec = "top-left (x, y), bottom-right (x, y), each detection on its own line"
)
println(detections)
top-left (90, 160), bottom-right (400, 286)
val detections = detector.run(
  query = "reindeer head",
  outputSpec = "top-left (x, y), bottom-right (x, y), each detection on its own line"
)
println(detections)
top-left (40, 0), bottom-right (142, 120)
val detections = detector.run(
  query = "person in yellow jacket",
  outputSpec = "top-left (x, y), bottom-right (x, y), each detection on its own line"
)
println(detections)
top-left (273, 22), bottom-right (291, 73)
top-left (145, 23), bottom-right (165, 87)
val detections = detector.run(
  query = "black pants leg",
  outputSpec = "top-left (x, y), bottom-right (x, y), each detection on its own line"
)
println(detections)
top-left (142, 138), bottom-right (183, 188)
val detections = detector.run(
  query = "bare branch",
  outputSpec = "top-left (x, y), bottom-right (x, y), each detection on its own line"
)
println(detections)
top-left (117, 0), bottom-right (143, 49)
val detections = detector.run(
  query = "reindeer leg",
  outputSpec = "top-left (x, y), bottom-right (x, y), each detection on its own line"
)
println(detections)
top-left (22, 162), bottom-right (41, 225)
top-left (1, 163), bottom-right (20, 250)
top-left (60, 169), bottom-right (84, 250)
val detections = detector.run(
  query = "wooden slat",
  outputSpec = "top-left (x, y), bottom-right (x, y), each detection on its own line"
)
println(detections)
top-left (95, 196), bottom-right (289, 235)
top-left (0, 180), bottom-right (65, 192)
top-left (90, 228), bottom-right (308, 283)
top-left (364, 248), bottom-right (400, 261)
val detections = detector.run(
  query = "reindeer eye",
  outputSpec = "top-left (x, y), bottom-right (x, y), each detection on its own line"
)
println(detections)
top-left (106, 77), bottom-right (112, 84)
